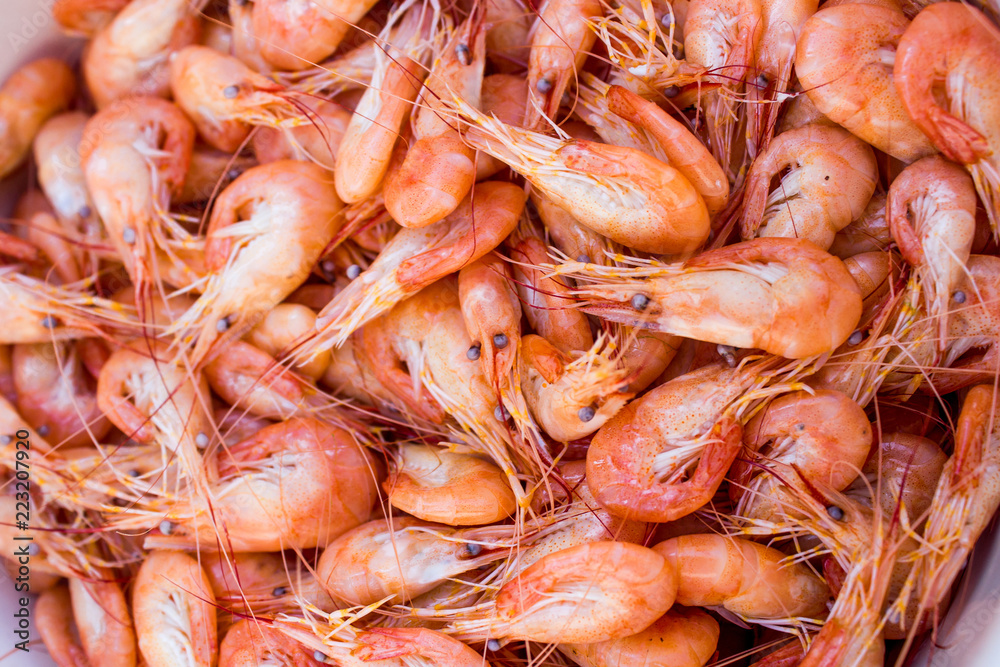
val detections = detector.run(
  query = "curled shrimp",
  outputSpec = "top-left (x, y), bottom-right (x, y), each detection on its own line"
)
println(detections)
top-left (525, 0), bottom-right (603, 128)
top-left (67, 574), bottom-right (137, 667)
top-left (383, 13), bottom-right (485, 229)
top-left (795, 2), bottom-right (936, 162)
top-left (937, 255), bottom-right (1000, 392)
top-left (829, 192), bottom-right (891, 258)
top-left (53, 0), bottom-right (131, 37)
top-left (654, 534), bottom-right (829, 623)
top-left (318, 516), bottom-right (509, 605)
top-left (557, 237), bottom-right (863, 359)
top-left (247, 303), bottom-right (331, 381)
top-left (385, 443), bottom-right (517, 525)
top-left (894, 2), bottom-right (1000, 237)
top-left (605, 84), bottom-right (730, 217)
top-left (79, 97), bottom-right (196, 306)
top-left (459, 105), bottom-right (710, 254)
top-left (145, 418), bottom-right (381, 552)
top-left (585, 361), bottom-right (754, 522)
top-left (204, 552), bottom-right (334, 622)
top-left (168, 160), bottom-right (343, 368)
top-left (520, 334), bottom-right (633, 442)
top-left (132, 551), bottom-right (217, 667)
top-left (888, 154), bottom-right (976, 349)
top-left (252, 96), bottom-right (351, 172)
top-left (449, 541), bottom-right (677, 643)
top-left (742, 123), bottom-right (878, 250)
top-left (251, 0), bottom-right (352, 71)
top-left (559, 607), bottom-right (720, 667)
top-left (458, 255), bottom-right (521, 389)
top-left (334, 7), bottom-right (433, 204)
top-left (731, 388), bottom-right (873, 520)
top-left (304, 181), bottom-right (525, 352)
top-left (12, 341), bottom-right (111, 448)
top-left (0, 58), bottom-right (76, 179)
top-left (220, 620), bottom-right (324, 667)
top-left (83, 0), bottom-right (204, 108)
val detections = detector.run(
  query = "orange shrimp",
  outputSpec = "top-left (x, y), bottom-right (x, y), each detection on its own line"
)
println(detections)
top-left (894, 2), bottom-right (1000, 237)
top-left (458, 255), bottom-right (521, 389)
top-left (36, 584), bottom-right (91, 667)
top-left (68, 575), bottom-right (137, 667)
top-left (828, 192), bottom-right (891, 258)
top-left (167, 160), bottom-right (343, 368)
top-left (559, 238), bottom-right (863, 359)
top-left (132, 551), bottom-right (217, 667)
top-left (204, 340), bottom-right (319, 420)
top-left (795, 2), bottom-right (936, 163)
top-left (888, 154), bottom-right (976, 349)
top-left (251, 0), bottom-right (351, 71)
top-left (937, 255), bottom-right (1000, 393)
top-left (742, 124), bottom-right (878, 250)
top-left (383, 13), bottom-right (486, 229)
top-left (303, 181), bottom-right (525, 352)
top-left (385, 443), bottom-right (517, 525)
top-left (83, 0), bottom-right (204, 108)
top-left (525, 0), bottom-right (603, 128)
top-left (219, 620), bottom-right (324, 667)
top-left (559, 607), bottom-right (720, 667)
top-left (449, 541), bottom-right (677, 643)
top-left (246, 303), bottom-right (331, 381)
top-left (251, 96), bottom-right (352, 172)
top-left (0, 58), bottom-right (76, 179)
top-left (53, 0), bottom-right (132, 37)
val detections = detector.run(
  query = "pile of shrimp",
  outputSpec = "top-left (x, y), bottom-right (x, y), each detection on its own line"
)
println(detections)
top-left (1, 0), bottom-right (999, 665)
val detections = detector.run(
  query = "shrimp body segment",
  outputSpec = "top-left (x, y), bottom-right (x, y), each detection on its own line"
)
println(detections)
top-left (654, 534), bottom-right (829, 621)
top-left (560, 607), bottom-right (720, 667)
top-left (458, 255), bottom-right (522, 388)
top-left (385, 444), bottom-right (517, 525)
top-left (743, 124), bottom-right (878, 250)
top-left (220, 620), bottom-right (324, 667)
top-left (0, 58), bottom-right (76, 180)
top-left (795, 3), bottom-right (936, 163)
top-left (563, 238), bottom-right (863, 359)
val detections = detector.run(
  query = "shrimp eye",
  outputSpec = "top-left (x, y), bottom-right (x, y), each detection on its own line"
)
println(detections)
top-left (493, 333), bottom-right (509, 349)
top-left (321, 260), bottom-right (336, 277)
top-left (494, 405), bottom-right (510, 422)
top-left (537, 77), bottom-right (553, 93)
top-left (26, 543), bottom-right (39, 556)
top-left (0, 435), bottom-right (9, 445)
top-left (795, 423), bottom-right (806, 432)
top-left (578, 405), bottom-right (597, 422)
top-left (826, 505), bottom-right (845, 520)
top-left (313, 650), bottom-right (327, 662)
top-left (128, 469), bottom-right (141, 478)
top-left (576, 254), bottom-right (591, 263)
top-left (216, 316), bottom-right (232, 333)
top-left (465, 542), bottom-right (483, 557)
top-left (37, 424), bottom-right (50, 437)
top-left (346, 264), bottom-right (362, 280)
top-left (195, 432), bottom-right (209, 447)
top-left (78, 205), bottom-right (91, 219)
top-left (122, 227), bottom-right (137, 245)
top-left (847, 330), bottom-right (863, 346)
top-left (467, 343), bottom-right (482, 360)
top-left (664, 85), bottom-right (680, 98)
top-left (223, 85), bottom-right (239, 99)
top-left (487, 640), bottom-right (501, 651)
top-left (158, 520), bottom-right (174, 535)
top-left (455, 43), bottom-right (472, 66)
top-left (39, 315), bottom-right (60, 329)
top-left (717, 344), bottom-right (737, 366)
top-left (631, 293), bottom-right (651, 311)
top-left (953, 290), bottom-right (967, 304)
top-left (272, 586), bottom-right (288, 597)
top-left (756, 74), bottom-right (769, 87)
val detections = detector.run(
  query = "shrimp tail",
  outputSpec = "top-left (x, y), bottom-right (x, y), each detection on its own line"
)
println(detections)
top-left (926, 106), bottom-right (991, 165)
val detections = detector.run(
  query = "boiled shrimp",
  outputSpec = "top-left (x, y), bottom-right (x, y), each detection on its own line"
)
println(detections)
top-left (0, 58), bottom-right (76, 179)
top-left (246, 303), bottom-right (331, 381)
top-left (68, 574), bottom-right (137, 667)
top-left (251, 96), bottom-right (351, 172)
top-left (219, 619), bottom-right (324, 667)
top-left (937, 255), bottom-right (1000, 393)
top-left (653, 534), bottom-right (829, 624)
top-left (302, 180), bottom-right (524, 352)
top-left (829, 192), bottom-right (891, 259)
top-left (888, 154), bottom-right (976, 349)
top-left (132, 551), bottom-right (217, 667)
top-left (385, 443), bottom-right (517, 525)
top-left (894, 2), bottom-right (1000, 237)
top-left (167, 160), bottom-right (343, 368)
top-left (556, 237), bottom-right (863, 359)
top-left (83, 0), bottom-right (204, 108)
top-left (525, 0), bottom-right (602, 128)
top-left (795, 2), bottom-right (936, 162)
top-left (251, 0), bottom-right (352, 71)
top-left (742, 123), bottom-right (878, 250)
top-left (53, 0), bottom-right (131, 37)
top-left (383, 13), bottom-right (485, 229)
top-left (317, 516), bottom-right (510, 605)
top-left (457, 102), bottom-right (710, 254)
top-left (36, 584), bottom-right (90, 667)
top-left (559, 606), bottom-right (720, 667)
top-left (457, 255), bottom-right (521, 389)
